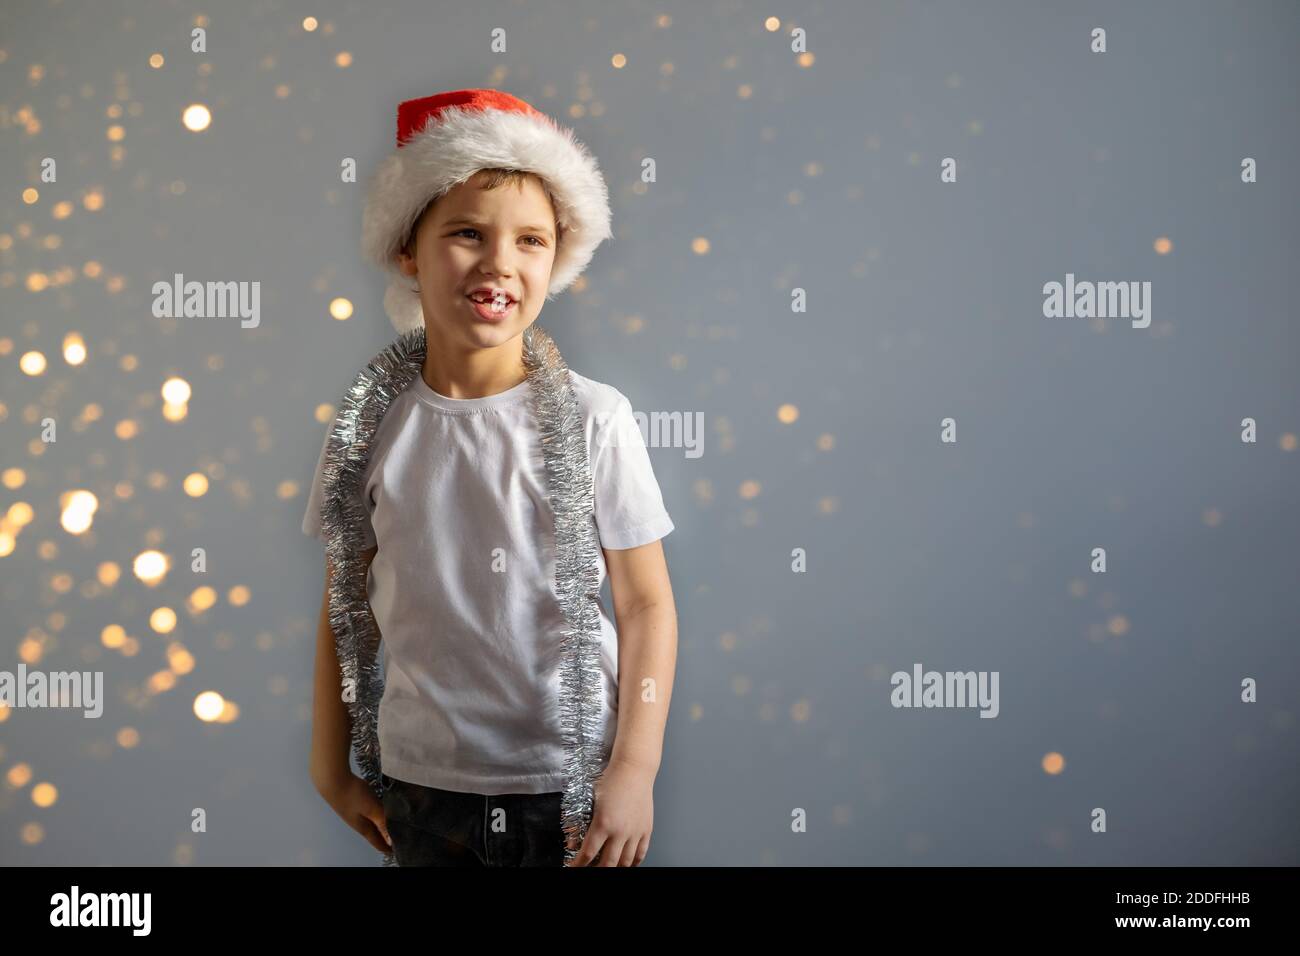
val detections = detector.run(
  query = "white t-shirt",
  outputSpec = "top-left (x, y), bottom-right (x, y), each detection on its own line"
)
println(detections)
top-left (302, 366), bottom-right (674, 795)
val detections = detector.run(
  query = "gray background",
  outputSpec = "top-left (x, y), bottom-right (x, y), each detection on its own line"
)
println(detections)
top-left (1, 0), bottom-right (1296, 865)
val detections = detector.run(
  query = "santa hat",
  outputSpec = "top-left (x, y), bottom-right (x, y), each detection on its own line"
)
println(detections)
top-left (361, 88), bottom-right (614, 334)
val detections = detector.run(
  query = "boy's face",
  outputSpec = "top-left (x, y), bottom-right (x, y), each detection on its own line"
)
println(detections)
top-left (395, 171), bottom-right (558, 352)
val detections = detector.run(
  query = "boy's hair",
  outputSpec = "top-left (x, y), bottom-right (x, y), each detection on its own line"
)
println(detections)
top-left (400, 167), bottom-right (564, 258)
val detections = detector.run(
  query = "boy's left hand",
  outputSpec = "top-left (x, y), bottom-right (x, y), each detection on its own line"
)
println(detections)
top-left (565, 758), bottom-right (655, 866)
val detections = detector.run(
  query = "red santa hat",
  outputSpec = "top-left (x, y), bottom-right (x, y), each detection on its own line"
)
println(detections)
top-left (361, 88), bottom-right (614, 334)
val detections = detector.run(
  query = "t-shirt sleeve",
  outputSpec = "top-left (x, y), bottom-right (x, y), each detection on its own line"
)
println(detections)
top-left (301, 423), bottom-right (377, 549)
top-left (591, 393), bottom-right (675, 550)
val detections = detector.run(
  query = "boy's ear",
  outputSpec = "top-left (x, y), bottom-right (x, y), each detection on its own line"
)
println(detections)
top-left (396, 200), bottom-right (434, 276)
top-left (394, 241), bottom-right (417, 277)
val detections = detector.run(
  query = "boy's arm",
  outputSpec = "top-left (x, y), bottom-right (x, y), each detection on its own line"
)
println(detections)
top-left (309, 545), bottom-right (378, 793)
top-left (603, 539), bottom-right (677, 775)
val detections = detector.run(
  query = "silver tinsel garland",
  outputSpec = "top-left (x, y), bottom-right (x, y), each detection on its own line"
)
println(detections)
top-left (318, 323), bottom-right (605, 866)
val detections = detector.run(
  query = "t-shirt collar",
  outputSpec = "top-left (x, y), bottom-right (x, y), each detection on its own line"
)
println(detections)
top-left (409, 370), bottom-right (531, 413)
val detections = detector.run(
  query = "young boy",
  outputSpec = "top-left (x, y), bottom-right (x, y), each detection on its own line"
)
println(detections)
top-left (303, 90), bottom-right (678, 867)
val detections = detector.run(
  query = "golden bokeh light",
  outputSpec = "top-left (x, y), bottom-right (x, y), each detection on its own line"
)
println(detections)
top-left (19, 351), bottom-right (47, 375)
top-left (329, 297), bottom-right (353, 320)
top-left (31, 782), bottom-right (57, 807)
top-left (133, 550), bottom-right (169, 584)
top-left (9, 502), bottom-right (35, 526)
top-left (167, 643), bottom-right (195, 674)
top-left (149, 606), bottom-right (177, 634)
top-left (194, 691), bottom-right (225, 722)
top-left (181, 103), bottom-right (211, 132)
top-left (777, 403), bottom-right (799, 424)
top-left (1042, 752), bottom-right (1066, 775)
top-left (161, 376), bottom-right (191, 404)
top-left (1154, 236), bottom-right (1173, 255)
top-left (183, 472), bottom-right (209, 496)
top-left (59, 490), bottom-right (97, 534)
top-left (187, 586), bottom-right (217, 612)
top-left (62, 333), bottom-right (86, 365)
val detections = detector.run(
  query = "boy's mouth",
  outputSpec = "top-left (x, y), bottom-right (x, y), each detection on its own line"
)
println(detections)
top-left (466, 288), bottom-right (517, 307)
top-left (465, 289), bottom-right (518, 322)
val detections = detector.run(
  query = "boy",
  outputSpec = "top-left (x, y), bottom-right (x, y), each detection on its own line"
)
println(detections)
top-left (303, 90), bottom-right (678, 867)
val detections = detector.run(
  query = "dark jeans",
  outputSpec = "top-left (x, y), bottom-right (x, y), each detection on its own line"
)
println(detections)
top-left (380, 772), bottom-right (566, 867)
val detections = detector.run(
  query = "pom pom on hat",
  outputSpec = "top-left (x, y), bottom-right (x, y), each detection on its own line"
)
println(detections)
top-left (361, 89), bottom-right (613, 334)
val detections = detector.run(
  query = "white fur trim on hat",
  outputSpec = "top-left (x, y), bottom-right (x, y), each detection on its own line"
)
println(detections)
top-left (362, 104), bottom-right (613, 334)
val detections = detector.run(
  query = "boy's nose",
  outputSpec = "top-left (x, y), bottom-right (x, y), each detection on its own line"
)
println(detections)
top-left (478, 239), bottom-right (519, 275)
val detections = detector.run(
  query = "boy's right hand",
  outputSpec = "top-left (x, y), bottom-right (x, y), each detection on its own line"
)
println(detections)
top-left (316, 771), bottom-right (393, 854)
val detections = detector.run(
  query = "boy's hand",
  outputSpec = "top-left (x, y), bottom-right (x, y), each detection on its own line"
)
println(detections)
top-left (316, 770), bottom-right (392, 854)
top-left (565, 758), bottom-right (655, 866)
